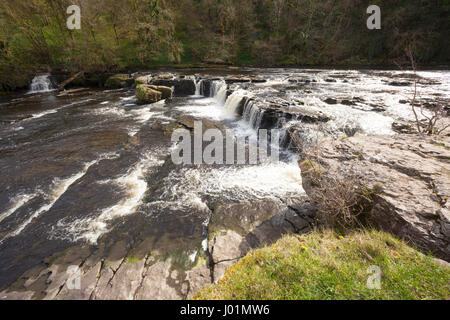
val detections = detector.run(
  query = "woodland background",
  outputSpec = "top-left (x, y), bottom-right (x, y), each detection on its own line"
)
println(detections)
top-left (1, 0), bottom-right (449, 90)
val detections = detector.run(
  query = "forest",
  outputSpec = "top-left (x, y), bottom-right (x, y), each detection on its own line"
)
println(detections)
top-left (0, 0), bottom-right (449, 91)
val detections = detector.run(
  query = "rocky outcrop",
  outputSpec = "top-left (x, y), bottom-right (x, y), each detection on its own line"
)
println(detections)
top-left (299, 134), bottom-right (450, 261)
top-left (207, 197), bottom-right (315, 282)
top-left (149, 74), bottom-right (195, 96)
top-left (105, 74), bottom-right (133, 89)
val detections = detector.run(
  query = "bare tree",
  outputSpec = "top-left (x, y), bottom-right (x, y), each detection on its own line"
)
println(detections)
top-left (405, 46), bottom-right (449, 135)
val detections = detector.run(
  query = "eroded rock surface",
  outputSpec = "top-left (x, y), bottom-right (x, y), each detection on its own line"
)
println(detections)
top-left (300, 134), bottom-right (450, 260)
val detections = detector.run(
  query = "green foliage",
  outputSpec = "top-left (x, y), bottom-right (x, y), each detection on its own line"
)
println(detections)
top-left (0, 0), bottom-right (448, 91)
top-left (194, 230), bottom-right (450, 300)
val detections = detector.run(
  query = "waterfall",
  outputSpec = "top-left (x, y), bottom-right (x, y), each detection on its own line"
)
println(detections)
top-left (28, 74), bottom-right (55, 94)
top-left (223, 91), bottom-right (245, 116)
top-left (195, 78), bottom-right (204, 96)
top-left (243, 99), bottom-right (265, 129)
top-left (210, 80), bottom-right (228, 105)
top-left (275, 117), bottom-right (289, 147)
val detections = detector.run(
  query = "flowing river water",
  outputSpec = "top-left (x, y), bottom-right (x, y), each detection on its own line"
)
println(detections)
top-left (0, 68), bottom-right (449, 298)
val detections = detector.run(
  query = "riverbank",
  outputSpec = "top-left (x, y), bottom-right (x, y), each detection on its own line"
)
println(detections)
top-left (194, 229), bottom-right (450, 300)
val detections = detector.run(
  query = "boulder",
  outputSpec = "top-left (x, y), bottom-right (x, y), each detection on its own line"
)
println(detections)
top-left (324, 98), bottom-right (338, 105)
top-left (105, 74), bottom-right (133, 89)
top-left (135, 84), bottom-right (163, 104)
top-left (135, 84), bottom-right (173, 104)
top-left (154, 86), bottom-right (173, 99)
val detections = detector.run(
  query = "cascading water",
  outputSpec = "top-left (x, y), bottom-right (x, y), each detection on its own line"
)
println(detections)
top-left (28, 74), bottom-right (54, 94)
top-left (223, 91), bottom-right (246, 116)
top-left (210, 80), bottom-right (228, 105)
top-left (242, 99), bottom-right (265, 129)
top-left (195, 78), bottom-right (204, 96)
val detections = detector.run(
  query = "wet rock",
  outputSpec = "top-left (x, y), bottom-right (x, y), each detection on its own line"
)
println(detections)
top-left (10, 114), bottom-right (33, 122)
top-left (105, 74), bottom-right (133, 89)
top-left (151, 85), bottom-right (173, 99)
top-left (341, 99), bottom-right (356, 106)
top-left (392, 121), bottom-right (417, 134)
top-left (223, 75), bottom-right (267, 84)
top-left (388, 81), bottom-right (412, 87)
top-left (325, 78), bottom-right (337, 83)
top-left (150, 75), bottom-right (195, 96)
top-left (225, 76), bottom-right (251, 84)
top-left (243, 100), bottom-right (329, 133)
top-left (300, 134), bottom-right (450, 261)
top-left (288, 78), bottom-right (311, 85)
top-left (251, 77), bottom-right (267, 83)
top-left (177, 115), bottom-right (226, 133)
top-left (324, 98), bottom-right (338, 105)
top-left (153, 79), bottom-right (195, 96)
top-left (371, 105), bottom-right (386, 112)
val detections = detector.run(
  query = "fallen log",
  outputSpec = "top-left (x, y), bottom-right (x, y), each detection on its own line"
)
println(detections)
top-left (58, 71), bottom-right (84, 90)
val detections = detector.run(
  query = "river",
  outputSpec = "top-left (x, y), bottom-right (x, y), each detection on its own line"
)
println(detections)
top-left (0, 68), bottom-right (449, 299)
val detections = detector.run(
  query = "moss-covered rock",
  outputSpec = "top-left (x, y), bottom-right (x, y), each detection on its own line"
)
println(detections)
top-left (153, 86), bottom-right (173, 99)
top-left (135, 84), bottom-right (173, 104)
top-left (135, 84), bottom-right (163, 104)
top-left (105, 74), bottom-right (132, 89)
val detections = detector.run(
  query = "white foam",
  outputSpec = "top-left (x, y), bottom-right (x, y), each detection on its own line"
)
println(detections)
top-left (202, 239), bottom-right (208, 252)
top-left (188, 251), bottom-right (198, 263)
top-left (32, 109), bottom-right (58, 119)
top-left (160, 159), bottom-right (304, 208)
top-left (176, 103), bottom-right (234, 121)
top-left (210, 80), bottom-right (228, 105)
top-left (223, 90), bottom-right (249, 116)
top-left (2, 162), bottom-right (96, 241)
top-left (30, 99), bottom-right (96, 120)
top-left (54, 152), bottom-right (165, 244)
top-left (1, 153), bottom-right (119, 241)
top-left (0, 193), bottom-right (38, 224)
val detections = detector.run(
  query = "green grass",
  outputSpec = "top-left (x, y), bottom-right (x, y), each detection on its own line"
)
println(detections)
top-left (194, 230), bottom-right (449, 300)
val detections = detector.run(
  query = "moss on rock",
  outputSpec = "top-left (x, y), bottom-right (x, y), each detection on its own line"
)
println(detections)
top-left (135, 84), bottom-right (163, 104)
top-left (135, 84), bottom-right (172, 104)
top-left (154, 86), bottom-right (173, 99)
top-left (105, 74), bottom-right (132, 89)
